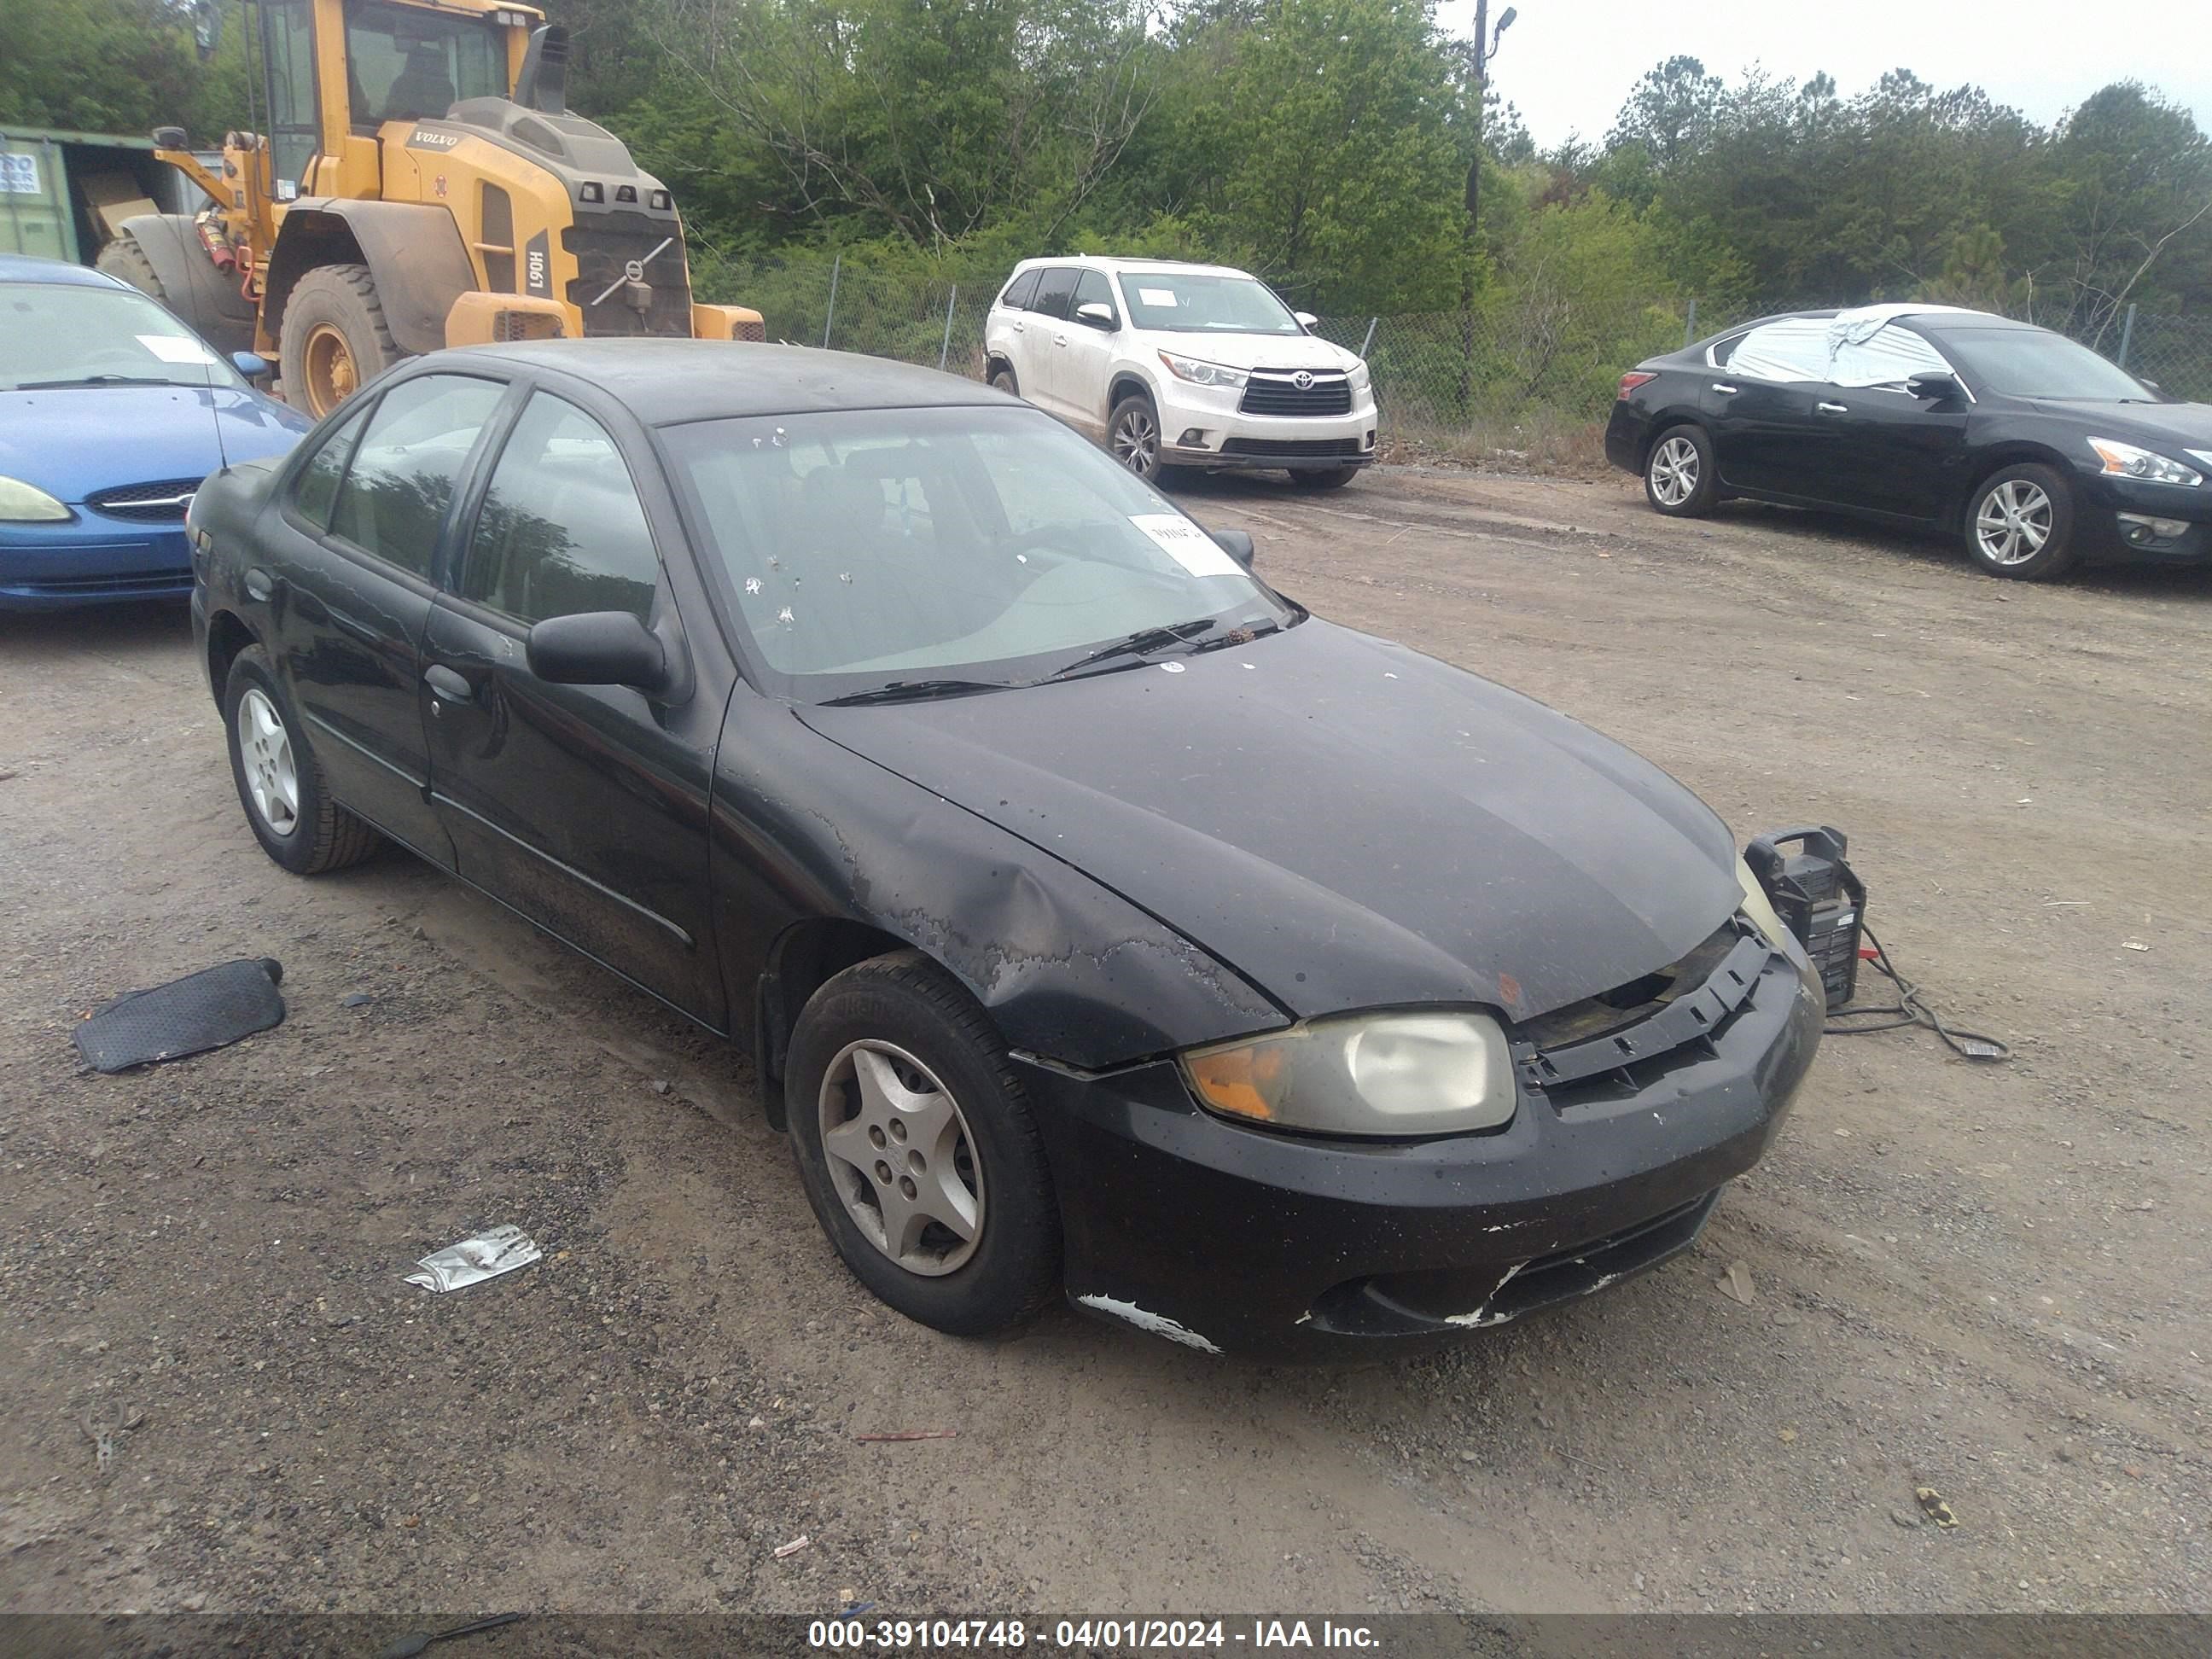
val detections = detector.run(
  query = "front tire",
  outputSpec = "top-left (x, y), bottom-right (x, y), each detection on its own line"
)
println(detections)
top-left (1644, 423), bottom-right (1719, 516)
top-left (785, 952), bottom-right (1059, 1337)
top-left (1109, 393), bottom-right (1177, 486)
top-left (223, 646), bottom-right (382, 875)
top-left (1965, 462), bottom-right (2078, 580)
top-left (278, 264), bottom-right (403, 416)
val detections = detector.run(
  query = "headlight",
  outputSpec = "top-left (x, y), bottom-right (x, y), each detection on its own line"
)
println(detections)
top-left (1157, 351), bottom-right (1249, 390)
top-left (1182, 1010), bottom-right (1515, 1137)
top-left (1737, 855), bottom-right (1793, 952)
top-left (0, 475), bottom-right (70, 522)
top-left (1348, 360), bottom-right (1371, 393)
top-left (2087, 438), bottom-right (2202, 486)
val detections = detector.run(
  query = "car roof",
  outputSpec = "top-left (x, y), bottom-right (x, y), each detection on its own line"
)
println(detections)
top-left (433, 340), bottom-right (1009, 426)
top-left (0, 253), bottom-right (129, 290)
top-left (1004, 255), bottom-right (1256, 282)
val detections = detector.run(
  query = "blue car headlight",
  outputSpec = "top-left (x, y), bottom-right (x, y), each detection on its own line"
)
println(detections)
top-left (0, 475), bottom-right (70, 522)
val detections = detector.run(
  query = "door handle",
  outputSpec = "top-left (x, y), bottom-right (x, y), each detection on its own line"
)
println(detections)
top-left (1053, 333), bottom-right (1068, 346)
top-left (243, 566), bottom-right (276, 602)
top-left (422, 665), bottom-right (474, 707)
top-left (1816, 401), bottom-right (1848, 415)
top-left (1710, 382), bottom-right (1738, 395)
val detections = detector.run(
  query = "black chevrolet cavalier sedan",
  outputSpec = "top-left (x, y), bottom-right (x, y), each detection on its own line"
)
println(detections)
top-left (189, 341), bottom-right (1823, 1359)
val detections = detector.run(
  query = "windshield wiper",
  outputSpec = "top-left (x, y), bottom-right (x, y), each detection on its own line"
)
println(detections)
top-left (818, 677), bottom-right (1012, 707)
top-left (1044, 619), bottom-right (1224, 680)
top-left (16, 374), bottom-right (183, 390)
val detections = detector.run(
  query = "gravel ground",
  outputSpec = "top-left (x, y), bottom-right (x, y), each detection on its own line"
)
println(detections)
top-left (2, 464), bottom-right (2206, 1620)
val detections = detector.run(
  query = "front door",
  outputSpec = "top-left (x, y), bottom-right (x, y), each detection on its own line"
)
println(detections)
top-left (1057, 268), bottom-right (1122, 440)
top-left (419, 388), bottom-right (726, 1026)
top-left (268, 371), bottom-right (508, 864)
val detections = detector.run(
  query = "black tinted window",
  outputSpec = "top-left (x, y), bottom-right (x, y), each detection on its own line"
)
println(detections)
top-left (1074, 268), bottom-right (1116, 323)
top-left (998, 269), bottom-right (1040, 311)
top-left (463, 393), bottom-right (658, 626)
top-left (291, 402), bottom-right (373, 530)
top-left (328, 374), bottom-right (504, 577)
top-left (1030, 268), bottom-right (1077, 320)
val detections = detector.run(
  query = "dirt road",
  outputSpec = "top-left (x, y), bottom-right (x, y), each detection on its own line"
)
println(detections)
top-left (3, 467), bottom-right (2206, 1619)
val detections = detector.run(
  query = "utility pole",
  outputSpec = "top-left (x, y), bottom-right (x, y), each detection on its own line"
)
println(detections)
top-left (1458, 3), bottom-right (1516, 410)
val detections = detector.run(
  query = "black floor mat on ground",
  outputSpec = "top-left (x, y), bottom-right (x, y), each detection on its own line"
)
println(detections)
top-left (73, 958), bottom-right (286, 1073)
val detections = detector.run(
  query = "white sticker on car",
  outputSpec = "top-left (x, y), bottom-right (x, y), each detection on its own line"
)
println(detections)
top-left (1131, 513), bottom-right (1242, 578)
top-left (1138, 288), bottom-right (1179, 306)
top-left (137, 334), bottom-right (218, 365)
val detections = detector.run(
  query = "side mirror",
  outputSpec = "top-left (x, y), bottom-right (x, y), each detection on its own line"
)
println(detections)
top-left (1210, 527), bottom-right (1255, 568)
top-left (1906, 370), bottom-right (1963, 402)
top-left (1293, 311), bottom-right (1318, 330)
top-left (1074, 301), bottom-right (1116, 330)
top-left (527, 609), bottom-right (667, 694)
top-left (231, 351), bottom-right (272, 382)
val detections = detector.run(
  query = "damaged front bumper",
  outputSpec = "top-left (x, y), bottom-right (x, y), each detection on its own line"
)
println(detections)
top-left (1015, 938), bottom-right (1824, 1361)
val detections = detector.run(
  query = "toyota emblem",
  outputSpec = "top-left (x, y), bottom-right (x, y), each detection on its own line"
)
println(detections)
top-left (1292, 370), bottom-right (1314, 390)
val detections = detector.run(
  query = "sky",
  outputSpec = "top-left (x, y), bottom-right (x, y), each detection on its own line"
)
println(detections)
top-left (1432, 0), bottom-right (2212, 150)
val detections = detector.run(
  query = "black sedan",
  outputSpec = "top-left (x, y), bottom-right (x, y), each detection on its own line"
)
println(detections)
top-left (1607, 304), bottom-right (2212, 580)
top-left (189, 340), bottom-right (1823, 1359)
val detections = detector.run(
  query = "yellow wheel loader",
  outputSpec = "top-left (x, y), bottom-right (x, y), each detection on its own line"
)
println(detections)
top-left (100, 0), bottom-right (761, 415)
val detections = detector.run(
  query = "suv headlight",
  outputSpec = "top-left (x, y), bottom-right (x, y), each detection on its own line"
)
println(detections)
top-left (1348, 360), bottom-right (1371, 393)
top-left (2088, 438), bottom-right (2202, 486)
top-left (1157, 351), bottom-right (1249, 390)
top-left (0, 475), bottom-right (70, 522)
top-left (1183, 1010), bottom-right (1516, 1137)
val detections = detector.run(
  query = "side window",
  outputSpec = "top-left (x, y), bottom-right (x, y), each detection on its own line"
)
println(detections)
top-left (1829, 323), bottom-right (1952, 388)
top-left (998, 269), bottom-right (1040, 311)
top-left (1073, 268), bottom-right (1117, 324)
top-left (1707, 332), bottom-right (1749, 368)
top-left (462, 393), bottom-right (659, 626)
top-left (290, 401), bottom-right (374, 530)
top-left (328, 374), bottom-right (505, 577)
top-left (1726, 317), bottom-right (1833, 384)
top-left (1030, 268), bottom-right (1077, 321)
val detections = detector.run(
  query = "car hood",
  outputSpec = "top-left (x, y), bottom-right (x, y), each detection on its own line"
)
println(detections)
top-left (2037, 399), bottom-right (2212, 460)
top-left (1145, 331), bottom-right (1360, 374)
top-left (0, 384), bottom-right (308, 504)
top-left (798, 620), bottom-right (1741, 1025)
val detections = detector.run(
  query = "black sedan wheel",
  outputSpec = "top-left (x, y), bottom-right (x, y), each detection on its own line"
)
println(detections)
top-left (1644, 423), bottom-right (1719, 516)
top-left (1965, 463), bottom-right (2078, 580)
top-left (223, 646), bottom-right (382, 875)
top-left (785, 952), bottom-right (1060, 1336)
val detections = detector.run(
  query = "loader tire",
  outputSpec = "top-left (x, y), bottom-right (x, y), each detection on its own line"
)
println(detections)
top-left (279, 264), bottom-right (404, 416)
top-left (95, 231), bottom-right (172, 306)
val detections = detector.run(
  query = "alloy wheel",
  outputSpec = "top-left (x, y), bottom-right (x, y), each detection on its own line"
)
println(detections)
top-left (1112, 407), bottom-right (1159, 478)
top-left (1975, 479), bottom-right (2052, 566)
top-left (238, 688), bottom-right (300, 837)
top-left (1649, 435), bottom-right (1699, 507)
top-left (817, 1039), bottom-right (984, 1276)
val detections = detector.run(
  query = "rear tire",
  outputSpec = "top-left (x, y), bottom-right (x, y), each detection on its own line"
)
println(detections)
top-left (279, 264), bottom-right (404, 416)
top-left (1644, 423), bottom-right (1719, 516)
top-left (785, 951), bottom-right (1060, 1338)
top-left (223, 646), bottom-right (383, 875)
top-left (94, 231), bottom-right (171, 306)
top-left (987, 362), bottom-right (1020, 398)
top-left (1290, 466), bottom-right (1359, 490)
top-left (1965, 462), bottom-right (2079, 581)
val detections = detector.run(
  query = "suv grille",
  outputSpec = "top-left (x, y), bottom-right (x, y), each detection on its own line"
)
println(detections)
top-left (1221, 437), bottom-right (1362, 458)
top-left (89, 480), bottom-right (201, 521)
top-left (1238, 371), bottom-right (1353, 416)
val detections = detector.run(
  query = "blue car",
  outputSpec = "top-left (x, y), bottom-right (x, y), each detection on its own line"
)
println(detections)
top-left (0, 254), bottom-right (310, 609)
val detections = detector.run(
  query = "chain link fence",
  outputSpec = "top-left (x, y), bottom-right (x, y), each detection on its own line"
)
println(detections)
top-left (696, 254), bottom-right (2212, 470)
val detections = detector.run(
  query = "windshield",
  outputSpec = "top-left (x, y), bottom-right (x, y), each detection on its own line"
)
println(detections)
top-left (346, 0), bottom-right (506, 125)
top-left (1116, 271), bottom-right (1305, 336)
top-left (0, 283), bottom-right (245, 392)
top-left (1932, 327), bottom-right (2153, 401)
top-left (661, 405), bottom-right (1295, 701)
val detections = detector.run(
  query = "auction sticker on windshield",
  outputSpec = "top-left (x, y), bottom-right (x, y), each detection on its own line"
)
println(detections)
top-left (137, 335), bottom-right (217, 364)
top-left (1131, 514), bottom-right (1242, 577)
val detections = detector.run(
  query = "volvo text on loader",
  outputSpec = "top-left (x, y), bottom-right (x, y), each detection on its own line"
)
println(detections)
top-left (100, 0), bottom-right (762, 414)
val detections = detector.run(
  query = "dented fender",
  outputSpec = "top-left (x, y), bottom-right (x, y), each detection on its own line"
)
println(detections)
top-left (707, 684), bottom-right (1288, 1090)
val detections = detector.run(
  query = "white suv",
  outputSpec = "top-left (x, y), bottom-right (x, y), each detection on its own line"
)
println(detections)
top-left (982, 257), bottom-right (1377, 489)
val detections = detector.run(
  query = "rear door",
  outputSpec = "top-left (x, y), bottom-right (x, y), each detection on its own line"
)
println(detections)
top-left (266, 371), bottom-right (508, 863)
top-left (1702, 317), bottom-right (1840, 501)
top-left (418, 387), bottom-right (726, 1026)
top-left (987, 267), bottom-right (1041, 387)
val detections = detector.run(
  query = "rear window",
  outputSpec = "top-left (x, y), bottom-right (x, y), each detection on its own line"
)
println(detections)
top-left (998, 269), bottom-right (1040, 311)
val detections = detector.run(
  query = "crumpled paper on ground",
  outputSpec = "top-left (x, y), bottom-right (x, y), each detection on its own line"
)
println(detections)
top-left (404, 1225), bottom-right (541, 1292)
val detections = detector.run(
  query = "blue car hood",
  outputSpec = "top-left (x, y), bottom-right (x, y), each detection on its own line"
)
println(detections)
top-left (0, 384), bottom-right (309, 503)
